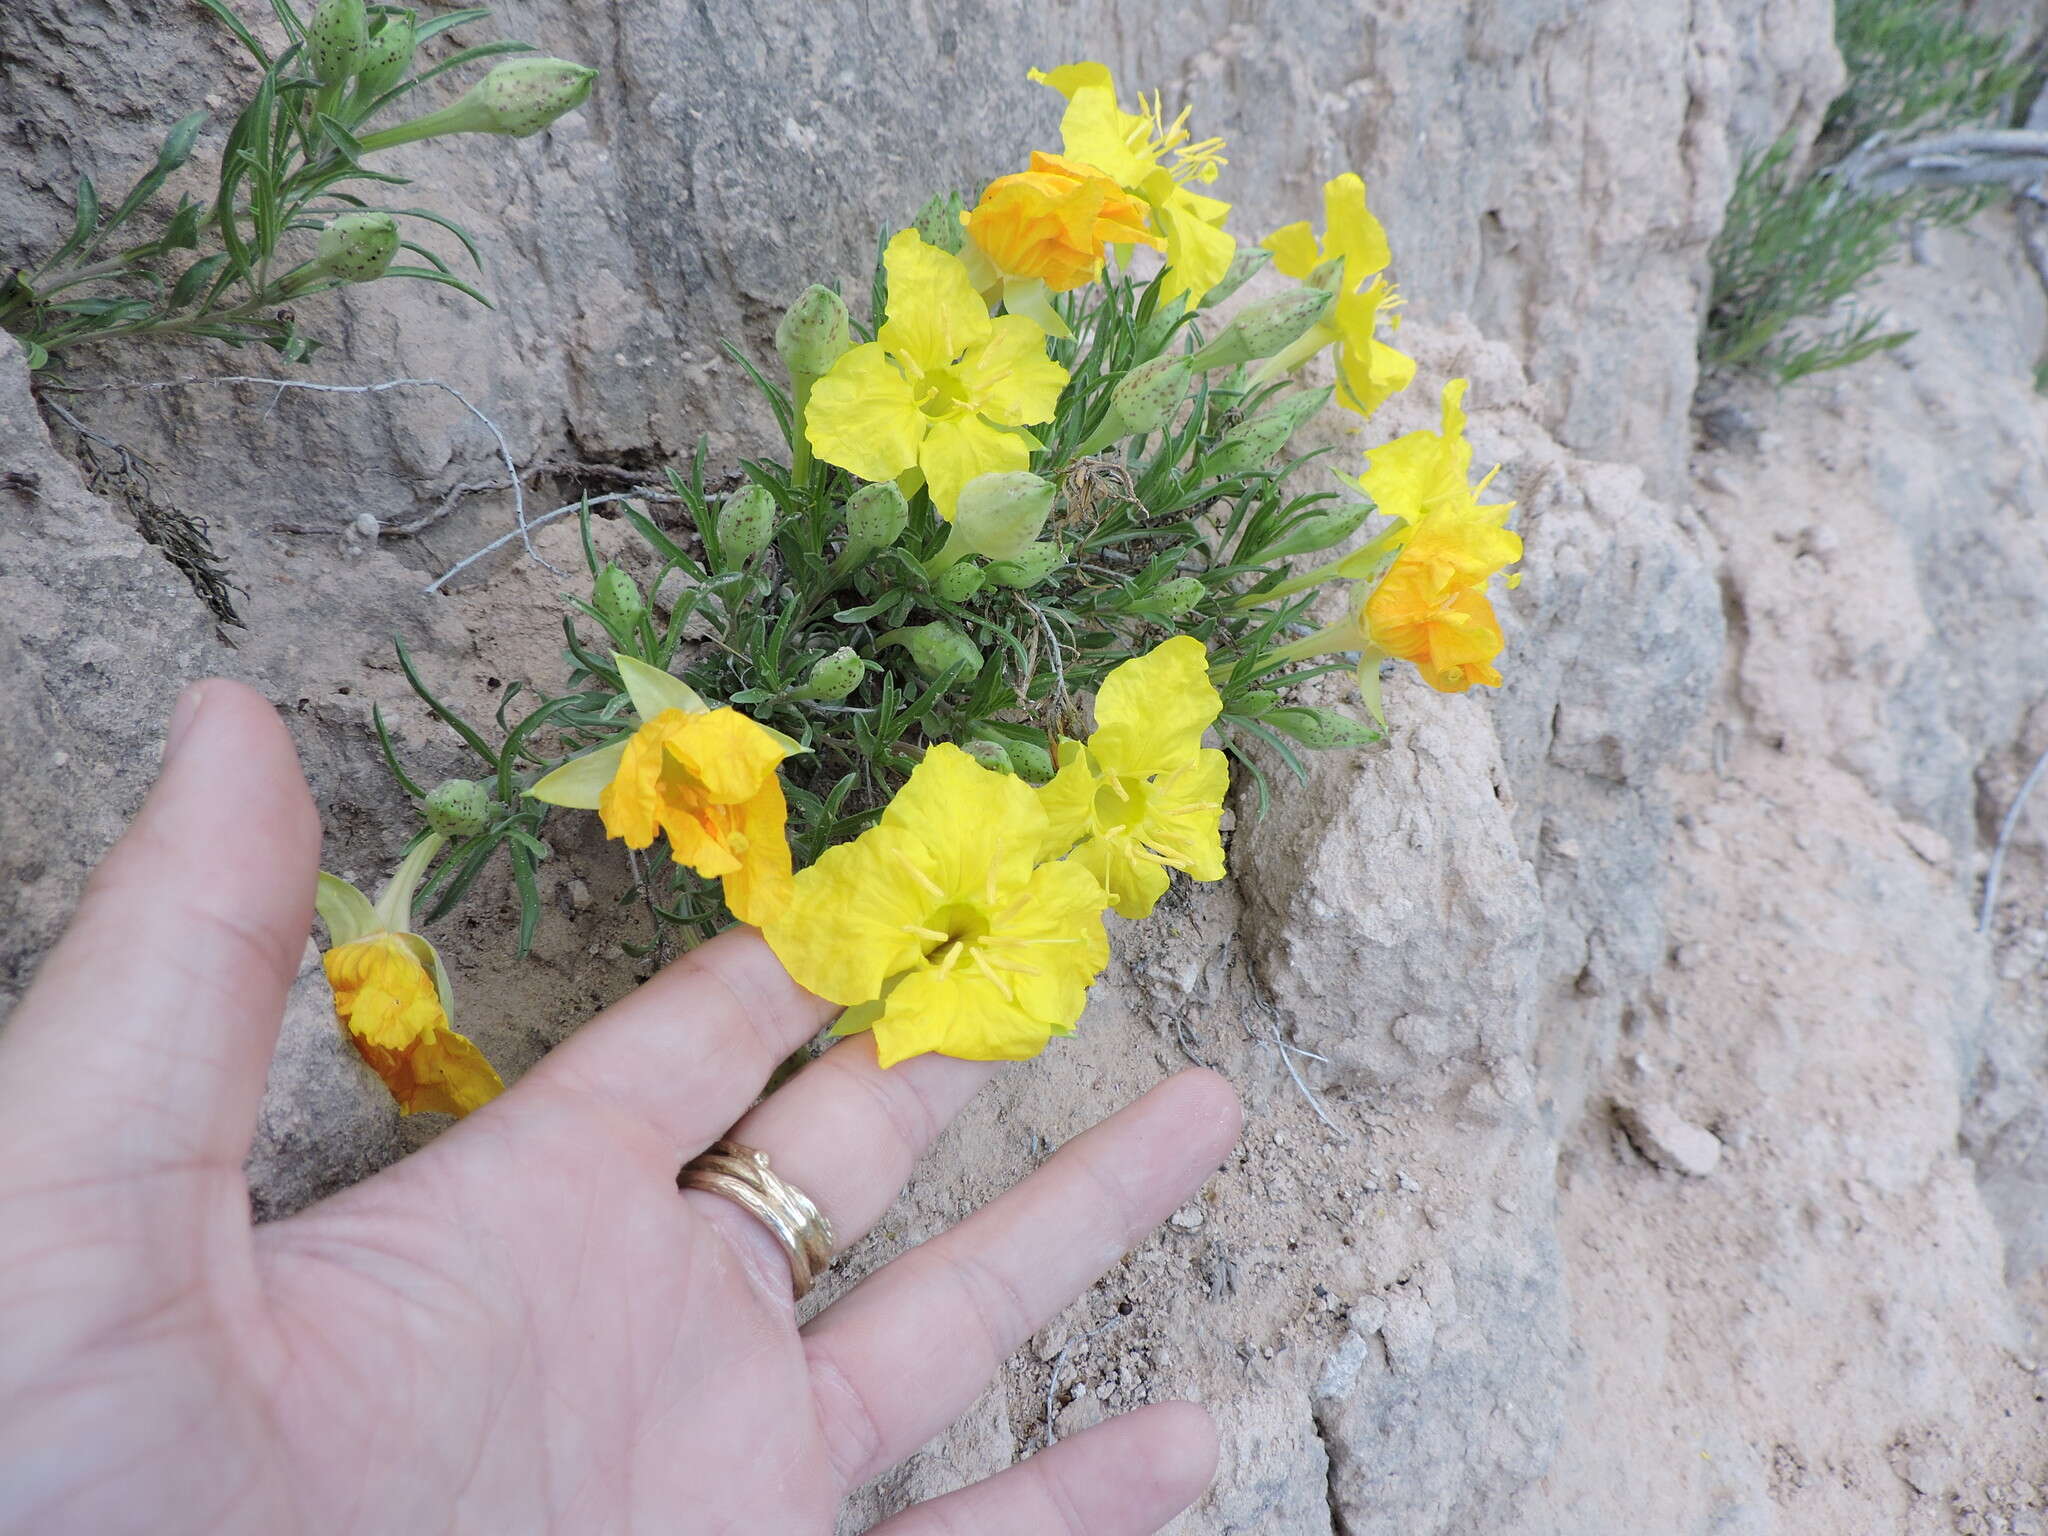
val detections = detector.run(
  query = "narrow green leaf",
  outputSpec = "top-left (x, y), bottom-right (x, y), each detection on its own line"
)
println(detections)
top-left (384, 266), bottom-right (493, 307)
top-left (194, 0), bottom-right (272, 68)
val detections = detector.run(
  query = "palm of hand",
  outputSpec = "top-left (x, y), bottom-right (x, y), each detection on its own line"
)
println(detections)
top-left (0, 683), bottom-right (1236, 1535)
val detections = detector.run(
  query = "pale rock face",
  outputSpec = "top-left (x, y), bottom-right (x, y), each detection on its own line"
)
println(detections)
top-left (4, 1), bottom-right (2048, 1533)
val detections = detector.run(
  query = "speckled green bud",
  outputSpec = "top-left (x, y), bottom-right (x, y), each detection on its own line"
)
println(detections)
top-left (354, 11), bottom-right (416, 97)
top-left (843, 482), bottom-right (908, 557)
top-left (984, 541), bottom-right (1063, 589)
top-left (1110, 355), bottom-right (1193, 435)
top-left (1256, 499), bottom-right (1374, 561)
top-left (793, 645), bottom-right (864, 701)
top-left (1142, 576), bottom-right (1205, 619)
top-left (934, 562), bottom-right (984, 602)
top-left (894, 623), bottom-right (983, 682)
top-left (960, 738), bottom-right (1013, 774)
top-left (1001, 737), bottom-right (1056, 784)
top-left (1235, 688), bottom-right (1280, 718)
top-left (473, 57), bottom-right (598, 137)
top-left (424, 778), bottom-right (494, 837)
top-left (1199, 246), bottom-right (1271, 309)
top-left (776, 285), bottom-right (851, 380)
top-left (592, 563), bottom-right (646, 631)
top-left (1189, 288), bottom-right (1334, 371)
top-left (952, 471), bottom-right (1055, 562)
top-left (717, 484), bottom-right (776, 565)
top-left (913, 190), bottom-right (967, 255)
top-left (314, 211), bottom-right (399, 283)
top-left (1266, 706), bottom-right (1385, 749)
top-left (307, 0), bottom-right (368, 85)
top-left (1202, 388), bottom-right (1332, 478)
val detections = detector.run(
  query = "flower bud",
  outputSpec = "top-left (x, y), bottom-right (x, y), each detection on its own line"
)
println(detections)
top-left (1133, 296), bottom-right (1189, 360)
top-left (1199, 246), bottom-right (1272, 309)
top-left (934, 562), bottom-right (984, 602)
top-left (775, 284), bottom-right (851, 381)
top-left (473, 57), bottom-right (599, 136)
top-left (1266, 705), bottom-right (1385, 749)
top-left (424, 778), bottom-right (494, 837)
top-left (592, 563), bottom-right (645, 631)
top-left (1139, 575), bottom-right (1205, 619)
top-left (960, 738), bottom-right (1013, 774)
top-left (1110, 355), bottom-right (1193, 436)
top-left (354, 11), bottom-right (416, 96)
top-left (716, 484), bottom-right (776, 565)
top-left (1201, 387), bottom-right (1332, 478)
top-left (1254, 499), bottom-right (1374, 561)
top-left (912, 190), bottom-right (967, 255)
top-left (984, 541), bottom-right (1063, 590)
top-left (1002, 736), bottom-right (1056, 784)
top-left (891, 623), bottom-right (983, 682)
top-left (314, 210), bottom-right (399, 283)
top-left (984, 541), bottom-right (1063, 589)
top-left (1188, 288), bottom-right (1334, 371)
top-left (842, 481), bottom-right (908, 558)
top-left (950, 471), bottom-right (1054, 559)
top-left (793, 645), bottom-right (864, 701)
top-left (307, 0), bottom-right (368, 85)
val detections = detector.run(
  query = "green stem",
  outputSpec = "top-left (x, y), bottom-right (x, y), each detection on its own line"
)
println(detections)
top-left (372, 832), bottom-right (448, 933)
top-left (919, 524), bottom-right (972, 581)
top-left (789, 371), bottom-right (816, 480)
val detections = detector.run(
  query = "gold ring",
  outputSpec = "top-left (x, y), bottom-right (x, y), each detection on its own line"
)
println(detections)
top-left (678, 1140), bottom-right (835, 1300)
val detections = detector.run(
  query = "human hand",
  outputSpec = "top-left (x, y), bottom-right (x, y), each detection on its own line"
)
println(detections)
top-left (0, 680), bottom-right (1242, 1534)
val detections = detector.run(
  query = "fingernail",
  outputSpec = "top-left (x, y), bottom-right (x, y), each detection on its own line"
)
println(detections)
top-left (163, 681), bottom-right (209, 765)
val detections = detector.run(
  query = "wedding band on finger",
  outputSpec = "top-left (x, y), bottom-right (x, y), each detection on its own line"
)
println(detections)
top-left (678, 1139), bottom-right (836, 1300)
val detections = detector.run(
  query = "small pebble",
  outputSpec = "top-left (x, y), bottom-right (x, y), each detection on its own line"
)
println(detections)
top-left (566, 878), bottom-right (593, 912)
top-left (1169, 1205), bottom-right (1205, 1231)
top-left (351, 513), bottom-right (381, 539)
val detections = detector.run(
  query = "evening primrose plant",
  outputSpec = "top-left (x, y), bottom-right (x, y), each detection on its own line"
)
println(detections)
top-left (0, 0), bottom-right (594, 367)
top-left (337, 58), bottom-right (1532, 1104)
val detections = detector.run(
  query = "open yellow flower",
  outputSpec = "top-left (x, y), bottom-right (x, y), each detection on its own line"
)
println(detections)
top-left (762, 743), bottom-right (1110, 1068)
top-left (528, 653), bottom-right (795, 926)
top-left (1036, 636), bottom-right (1228, 919)
top-left (805, 229), bottom-right (1068, 520)
top-left (1030, 61), bottom-right (1235, 306)
top-left (963, 151), bottom-right (1162, 336)
top-left (1260, 173), bottom-right (1416, 419)
top-left (316, 844), bottom-right (503, 1118)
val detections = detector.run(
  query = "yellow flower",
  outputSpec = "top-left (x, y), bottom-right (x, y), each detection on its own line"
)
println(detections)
top-left (315, 845), bottom-right (502, 1118)
top-left (1261, 173), bottom-right (1416, 419)
top-left (1030, 61), bottom-right (1235, 306)
top-left (805, 229), bottom-right (1069, 520)
top-left (324, 933), bottom-right (503, 1118)
top-left (528, 653), bottom-right (796, 926)
top-left (1036, 636), bottom-right (1228, 919)
top-left (967, 151), bottom-right (1160, 293)
top-left (1360, 507), bottom-right (1520, 694)
top-left (762, 744), bottom-right (1110, 1068)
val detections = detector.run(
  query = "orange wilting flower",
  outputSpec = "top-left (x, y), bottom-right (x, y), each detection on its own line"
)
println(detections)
top-left (967, 152), bottom-right (1160, 295)
top-left (1362, 518), bottom-right (1516, 694)
top-left (324, 933), bottom-right (503, 1118)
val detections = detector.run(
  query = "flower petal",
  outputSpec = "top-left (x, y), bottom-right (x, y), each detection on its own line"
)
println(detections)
top-left (1087, 634), bottom-right (1221, 779)
top-left (918, 414), bottom-right (1032, 522)
top-left (877, 228), bottom-right (992, 373)
top-left (719, 775), bottom-right (795, 927)
top-left (762, 823), bottom-right (935, 1006)
top-left (954, 313), bottom-right (1069, 427)
top-left (1321, 172), bottom-right (1391, 288)
top-left (1034, 739), bottom-right (1096, 861)
top-left (615, 653), bottom-right (708, 721)
top-left (807, 340), bottom-right (925, 484)
top-left (878, 742), bottom-right (1043, 903)
top-left (1261, 218), bottom-right (1322, 281)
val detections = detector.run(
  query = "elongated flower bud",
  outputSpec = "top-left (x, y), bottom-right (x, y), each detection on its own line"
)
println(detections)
top-left (1254, 499), bottom-right (1374, 561)
top-left (912, 190), bottom-right (967, 255)
top-left (1111, 355), bottom-right (1193, 435)
top-left (424, 778), bottom-right (494, 837)
top-left (1265, 705), bottom-right (1385, 749)
top-left (307, 0), bottom-right (368, 85)
top-left (1133, 295), bottom-right (1189, 360)
top-left (592, 564), bottom-right (646, 631)
top-left (1199, 246), bottom-right (1271, 309)
top-left (313, 210), bottom-right (399, 283)
top-left (355, 11), bottom-right (416, 97)
top-left (842, 482), bottom-right (908, 558)
top-left (1188, 288), bottom-right (1334, 371)
top-left (950, 471), bottom-right (1054, 558)
top-left (776, 285), bottom-right (851, 380)
top-left (791, 645), bottom-right (864, 701)
top-left (934, 562), bottom-right (984, 602)
top-left (717, 484), bottom-right (776, 565)
top-left (960, 738), bottom-right (1013, 774)
top-left (889, 623), bottom-right (983, 681)
top-left (1137, 575), bottom-right (1205, 619)
top-left (984, 541), bottom-right (1063, 589)
top-left (1236, 688), bottom-right (1280, 717)
top-left (355, 57), bottom-right (596, 152)
top-left (1002, 736), bottom-right (1056, 784)
top-left (1201, 387), bottom-right (1332, 478)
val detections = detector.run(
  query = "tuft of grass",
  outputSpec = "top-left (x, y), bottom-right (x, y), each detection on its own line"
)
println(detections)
top-left (1702, 0), bottom-right (2027, 385)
